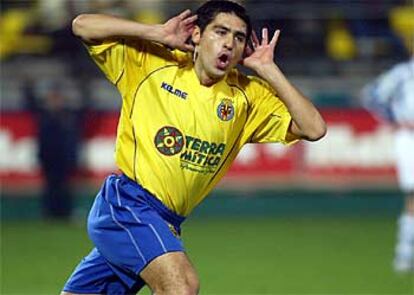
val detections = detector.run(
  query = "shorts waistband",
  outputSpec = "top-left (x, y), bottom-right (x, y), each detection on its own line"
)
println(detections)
top-left (119, 174), bottom-right (185, 228)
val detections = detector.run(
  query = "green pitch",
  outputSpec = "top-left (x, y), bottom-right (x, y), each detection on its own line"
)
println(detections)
top-left (1, 217), bottom-right (413, 294)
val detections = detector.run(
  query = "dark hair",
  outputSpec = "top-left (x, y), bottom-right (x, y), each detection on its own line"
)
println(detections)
top-left (195, 1), bottom-right (252, 42)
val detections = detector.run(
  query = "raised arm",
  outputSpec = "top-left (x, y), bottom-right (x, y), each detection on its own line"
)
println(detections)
top-left (242, 29), bottom-right (327, 141)
top-left (72, 10), bottom-right (197, 51)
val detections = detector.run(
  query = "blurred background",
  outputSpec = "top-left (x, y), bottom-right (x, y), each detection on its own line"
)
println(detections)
top-left (1, 0), bottom-right (413, 294)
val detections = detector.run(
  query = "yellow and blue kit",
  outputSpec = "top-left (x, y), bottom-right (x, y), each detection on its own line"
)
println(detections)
top-left (63, 38), bottom-right (298, 294)
top-left (89, 38), bottom-right (296, 216)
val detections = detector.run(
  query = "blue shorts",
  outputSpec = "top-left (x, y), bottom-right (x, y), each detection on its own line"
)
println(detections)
top-left (63, 174), bottom-right (186, 294)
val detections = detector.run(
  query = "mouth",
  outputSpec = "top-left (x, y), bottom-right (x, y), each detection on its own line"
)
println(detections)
top-left (216, 52), bottom-right (231, 71)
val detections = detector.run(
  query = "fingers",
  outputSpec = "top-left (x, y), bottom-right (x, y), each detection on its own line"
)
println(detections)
top-left (185, 26), bottom-right (195, 36)
top-left (252, 28), bottom-right (280, 48)
top-left (251, 30), bottom-right (260, 48)
top-left (270, 29), bottom-right (280, 46)
top-left (183, 14), bottom-right (198, 25)
top-left (262, 28), bottom-right (268, 45)
top-left (178, 9), bottom-right (192, 20)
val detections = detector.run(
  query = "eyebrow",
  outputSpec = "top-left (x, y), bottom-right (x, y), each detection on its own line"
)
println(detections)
top-left (212, 25), bottom-right (247, 39)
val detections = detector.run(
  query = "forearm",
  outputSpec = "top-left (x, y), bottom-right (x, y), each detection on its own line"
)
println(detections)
top-left (257, 63), bottom-right (327, 141)
top-left (72, 14), bottom-right (163, 44)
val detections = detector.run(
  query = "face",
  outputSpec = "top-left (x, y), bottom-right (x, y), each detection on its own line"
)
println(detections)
top-left (192, 12), bottom-right (247, 84)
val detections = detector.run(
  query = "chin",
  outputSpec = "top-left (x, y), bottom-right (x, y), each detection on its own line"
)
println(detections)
top-left (211, 67), bottom-right (229, 79)
top-left (207, 71), bottom-right (224, 81)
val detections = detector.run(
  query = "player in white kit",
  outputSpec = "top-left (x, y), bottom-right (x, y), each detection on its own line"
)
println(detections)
top-left (362, 57), bottom-right (414, 272)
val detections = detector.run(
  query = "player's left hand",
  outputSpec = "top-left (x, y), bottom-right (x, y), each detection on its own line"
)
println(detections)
top-left (241, 28), bottom-right (280, 72)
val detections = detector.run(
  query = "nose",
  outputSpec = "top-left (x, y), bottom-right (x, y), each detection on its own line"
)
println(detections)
top-left (223, 35), bottom-right (234, 50)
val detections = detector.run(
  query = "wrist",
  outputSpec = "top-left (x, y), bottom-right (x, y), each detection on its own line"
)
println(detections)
top-left (146, 24), bottom-right (164, 43)
top-left (256, 63), bottom-right (280, 81)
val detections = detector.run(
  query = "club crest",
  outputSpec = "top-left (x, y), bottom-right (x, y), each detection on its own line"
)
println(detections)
top-left (217, 99), bottom-right (235, 121)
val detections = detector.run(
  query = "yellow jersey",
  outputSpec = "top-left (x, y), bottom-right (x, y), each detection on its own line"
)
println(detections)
top-left (86, 38), bottom-right (297, 216)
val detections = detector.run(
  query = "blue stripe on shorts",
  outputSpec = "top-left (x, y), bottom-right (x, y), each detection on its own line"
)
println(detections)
top-left (63, 174), bottom-right (186, 294)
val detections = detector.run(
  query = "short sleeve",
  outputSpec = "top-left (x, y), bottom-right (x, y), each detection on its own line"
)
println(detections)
top-left (245, 77), bottom-right (298, 145)
top-left (85, 39), bottom-right (126, 84)
top-left (85, 39), bottom-right (190, 87)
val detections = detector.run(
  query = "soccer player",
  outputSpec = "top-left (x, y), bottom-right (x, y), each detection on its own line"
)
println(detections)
top-left (362, 56), bottom-right (414, 272)
top-left (62, 1), bottom-right (326, 294)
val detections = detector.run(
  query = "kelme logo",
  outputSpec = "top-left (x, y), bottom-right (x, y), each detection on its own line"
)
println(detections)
top-left (154, 126), bottom-right (184, 156)
top-left (161, 82), bottom-right (188, 99)
top-left (217, 99), bottom-right (234, 121)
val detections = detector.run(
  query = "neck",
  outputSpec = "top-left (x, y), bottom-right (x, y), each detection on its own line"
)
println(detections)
top-left (194, 64), bottom-right (216, 87)
top-left (193, 55), bottom-right (221, 87)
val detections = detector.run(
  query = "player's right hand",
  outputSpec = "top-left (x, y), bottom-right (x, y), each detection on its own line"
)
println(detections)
top-left (161, 10), bottom-right (197, 52)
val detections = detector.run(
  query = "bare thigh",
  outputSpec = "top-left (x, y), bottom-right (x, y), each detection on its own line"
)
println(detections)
top-left (140, 252), bottom-right (199, 295)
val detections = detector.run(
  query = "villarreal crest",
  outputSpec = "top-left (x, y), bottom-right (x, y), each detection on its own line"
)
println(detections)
top-left (217, 98), bottom-right (235, 121)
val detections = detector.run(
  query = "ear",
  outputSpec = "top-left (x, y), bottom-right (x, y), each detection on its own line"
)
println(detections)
top-left (191, 26), bottom-right (201, 45)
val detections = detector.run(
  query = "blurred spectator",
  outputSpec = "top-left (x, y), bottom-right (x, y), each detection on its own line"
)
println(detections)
top-left (129, 0), bottom-right (165, 24)
top-left (25, 80), bottom-right (84, 220)
top-left (0, 7), bottom-right (52, 59)
top-left (326, 17), bottom-right (357, 61)
top-left (36, 0), bottom-right (75, 32)
top-left (389, 4), bottom-right (414, 55)
top-left (361, 56), bottom-right (414, 272)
